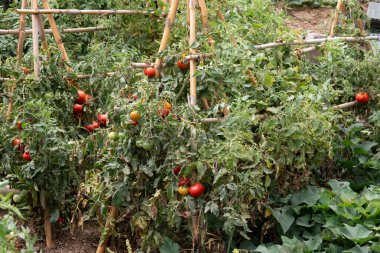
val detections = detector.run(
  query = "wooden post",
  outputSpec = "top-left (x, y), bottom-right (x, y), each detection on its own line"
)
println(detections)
top-left (96, 206), bottom-right (118, 253)
top-left (31, 0), bottom-right (40, 77)
top-left (43, 208), bottom-right (54, 249)
top-left (17, 0), bottom-right (28, 64)
top-left (197, 0), bottom-right (214, 46)
top-left (41, 0), bottom-right (70, 63)
top-left (357, 19), bottom-right (371, 51)
top-left (329, 0), bottom-right (344, 38)
top-left (189, 0), bottom-right (197, 106)
top-left (6, 82), bottom-right (17, 121)
top-left (201, 97), bottom-right (210, 111)
top-left (153, 0), bottom-right (180, 77)
top-left (36, 14), bottom-right (49, 55)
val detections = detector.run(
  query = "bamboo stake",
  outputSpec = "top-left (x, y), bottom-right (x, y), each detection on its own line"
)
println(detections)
top-left (1, 26), bottom-right (108, 35)
top-left (36, 14), bottom-right (49, 55)
top-left (329, 0), bottom-right (344, 38)
top-left (31, 0), bottom-right (40, 77)
top-left (153, 0), bottom-right (180, 77)
top-left (130, 62), bottom-right (154, 68)
top-left (357, 19), bottom-right (371, 51)
top-left (185, 53), bottom-right (212, 60)
top-left (189, 0), bottom-right (197, 106)
top-left (246, 69), bottom-right (257, 85)
top-left (42, 0), bottom-right (70, 64)
top-left (16, 0), bottom-right (28, 64)
top-left (254, 36), bottom-right (380, 50)
top-left (186, 0), bottom-right (190, 25)
top-left (0, 188), bottom-right (21, 195)
top-left (0, 77), bottom-right (11, 81)
top-left (201, 114), bottom-right (266, 123)
top-left (197, 0), bottom-right (214, 46)
top-left (6, 82), bottom-right (17, 121)
top-left (16, 9), bottom-right (158, 15)
top-left (96, 206), bottom-right (118, 253)
top-left (201, 97), bottom-right (210, 111)
top-left (333, 100), bottom-right (357, 109)
top-left (43, 208), bottom-right (53, 249)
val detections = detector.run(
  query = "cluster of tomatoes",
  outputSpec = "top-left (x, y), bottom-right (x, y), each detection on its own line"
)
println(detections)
top-left (142, 59), bottom-right (190, 78)
top-left (72, 90), bottom-right (108, 132)
top-left (11, 122), bottom-right (31, 162)
top-left (173, 166), bottom-right (205, 198)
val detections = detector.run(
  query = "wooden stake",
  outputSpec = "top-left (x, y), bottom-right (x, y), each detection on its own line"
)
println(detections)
top-left (357, 19), bottom-right (371, 51)
top-left (42, 0), bottom-right (70, 64)
top-left (329, 0), bottom-right (344, 37)
top-left (186, 0), bottom-right (190, 25)
top-left (197, 0), bottom-right (214, 46)
top-left (6, 82), bottom-right (16, 121)
top-left (333, 100), bottom-right (357, 109)
top-left (43, 208), bottom-right (54, 249)
top-left (96, 206), bottom-right (118, 253)
top-left (36, 14), bottom-right (49, 55)
top-left (1, 26), bottom-right (108, 35)
top-left (31, 0), bottom-right (40, 77)
top-left (201, 97), bottom-right (210, 111)
top-left (16, 9), bottom-right (158, 15)
top-left (189, 0), bottom-right (197, 106)
top-left (153, 0), bottom-right (180, 77)
top-left (16, 0), bottom-right (28, 64)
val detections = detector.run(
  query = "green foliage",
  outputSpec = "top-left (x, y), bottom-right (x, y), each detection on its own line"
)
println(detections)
top-left (255, 180), bottom-right (380, 252)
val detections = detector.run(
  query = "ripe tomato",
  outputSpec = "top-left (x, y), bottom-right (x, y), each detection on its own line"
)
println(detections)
top-left (92, 121), bottom-right (100, 129)
top-left (108, 132), bottom-right (118, 140)
top-left (23, 67), bottom-right (29, 75)
top-left (22, 151), bottom-right (32, 161)
top-left (178, 186), bottom-right (189, 196)
top-left (173, 166), bottom-right (181, 175)
top-left (11, 138), bottom-right (22, 147)
top-left (16, 121), bottom-right (22, 131)
top-left (97, 114), bottom-right (108, 126)
top-left (132, 120), bottom-right (139, 126)
top-left (179, 177), bottom-right (191, 187)
top-left (355, 92), bottom-right (369, 104)
top-left (84, 124), bottom-right (95, 132)
top-left (76, 90), bottom-right (86, 104)
top-left (177, 60), bottom-right (190, 70)
top-left (144, 67), bottom-right (156, 78)
top-left (164, 101), bottom-right (172, 111)
top-left (73, 104), bottom-right (83, 114)
top-left (189, 183), bottom-right (205, 198)
top-left (130, 110), bottom-right (141, 121)
top-left (159, 108), bottom-right (170, 119)
top-left (57, 217), bottom-right (65, 225)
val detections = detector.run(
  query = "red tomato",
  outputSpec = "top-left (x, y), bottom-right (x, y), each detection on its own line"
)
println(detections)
top-left (355, 92), bottom-right (369, 104)
top-left (144, 67), bottom-right (156, 78)
top-left (84, 124), bottom-right (95, 132)
top-left (173, 166), bottom-right (181, 175)
top-left (22, 152), bottom-right (32, 161)
top-left (177, 60), bottom-right (190, 70)
top-left (16, 121), bottom-right (22, 131)
top-left (92, 121), bottom-right (100, 129)
top-left (11, 138), bottom-right (22, 147)
top-left (179, 177), bottom-right (191, 187)
top-left (23, 67), bottom-right (29, 75)
top-left (57, 217), bottom-right (65, 224)
top-left (97, 114), bottom-right (108, 126)
top-left (159, 108), bottom-right (170, 119)
top-left (73, 104), bottom-right (83, 114)
top-left (132, 120), bottom-right (139, 126)
top-left (28, 118), bottom-right (33, 123)
top-left (76, 90), bottom-right (86, 104)
top-left (189, 183), bottom-right (205, 198)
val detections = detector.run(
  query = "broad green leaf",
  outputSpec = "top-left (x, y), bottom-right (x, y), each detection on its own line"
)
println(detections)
top-left (159, 237), bottom-right (180, 253)
top-left (271, 206), bottom-right (295, 233)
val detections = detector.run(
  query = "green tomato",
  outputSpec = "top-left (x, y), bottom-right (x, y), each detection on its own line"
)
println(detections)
top-left (108, 132), bottom-right (118, 140)
top-left (136, 140), bottom-right (144, 148)
top-left (13, 194), bottom-right (23, 203)
top-left (142, 140), bottom-right (154, 150)
top-left (43, 92), bottom-right (54, 100)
